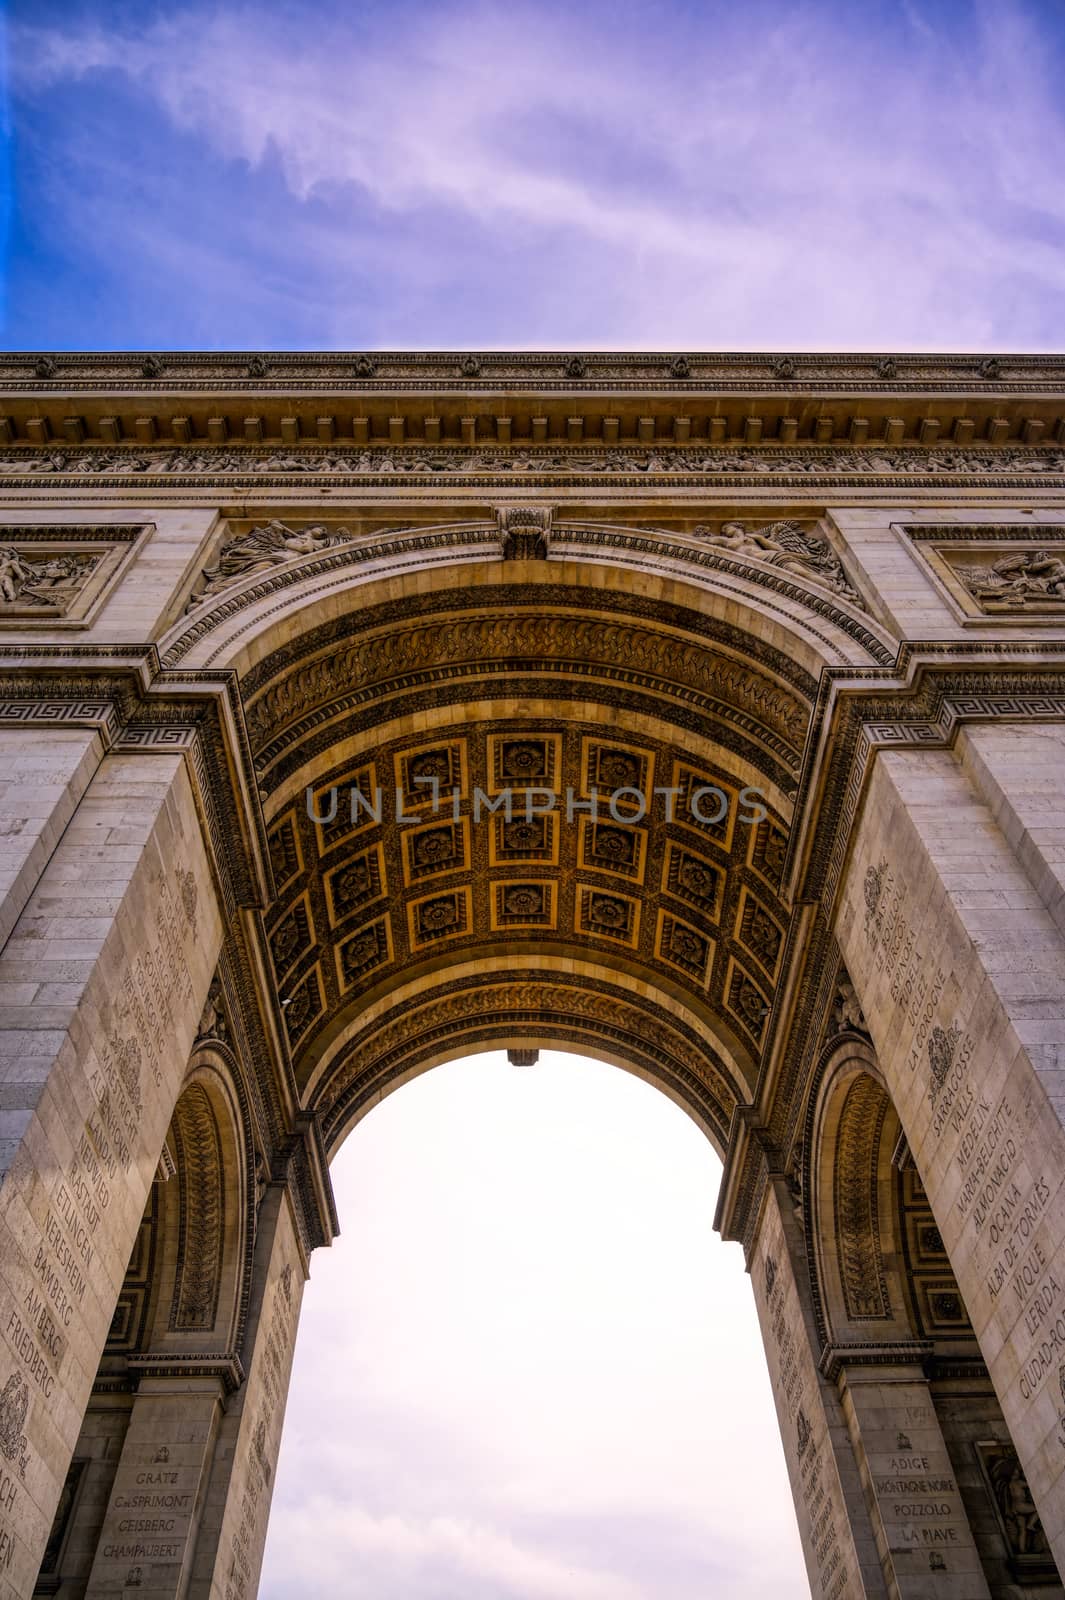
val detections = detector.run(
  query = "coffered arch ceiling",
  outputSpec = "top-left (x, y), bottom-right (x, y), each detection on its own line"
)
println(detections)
top-left (220, 545), bottom-right (860, 1158)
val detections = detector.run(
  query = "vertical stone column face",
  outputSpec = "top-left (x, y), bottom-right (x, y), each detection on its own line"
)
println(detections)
top-left (835, 746), bottom-right (1065, 1570)
top-left (189, 1188), bottom-right (305, 1600)
top-left (750, 1180), bottom-right (886, 1599)
top-left (0, 728), bottom-right (104, 956)
top-left (958, 725), bottom-right (1065, 948)
top-left (83, 1375), bottom-right (225, 1597)
top-left (0, 752), bottom-right (222, 1596)
top-left (836, 1364), bottom-right (990, 1597)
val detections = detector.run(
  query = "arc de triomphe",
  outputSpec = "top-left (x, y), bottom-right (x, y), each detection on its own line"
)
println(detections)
top-left (0, 350), bottom-right (1062, 1597)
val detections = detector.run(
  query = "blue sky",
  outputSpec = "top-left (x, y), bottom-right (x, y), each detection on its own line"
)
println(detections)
top-left (4, 0), bottom-right (1065, 350)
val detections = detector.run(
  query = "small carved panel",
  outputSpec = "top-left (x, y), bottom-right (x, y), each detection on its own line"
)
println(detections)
top-left (491, 880), bottom-right (555, 929)
top-left (693, 519), bottom-right (862, 606)
top-left (170, 1083), bottom-right (225, 1333)
top-left (724, 957), bottom-right (771, 1045)
top-left (579, 818), bottom-right (646, 882)
top-left (672, 763), bottom-right (738, 851)
top-left (664, 843), bottom-right (723, 920)
top-left (917, 1279), bottom-right (968, 1329)
top-left (487, 732), bottom-right (561, 792)
top-left (490, 810), bottom-right (558, 865)
top-left (580, 739), bottom-right (655, 808)
top-left (336, 916), bottom-right (393, 990)
top-left (748, 817), bottom-right (788, 890)
top-left (901, 524), bottom-right (1065, 623)
top-left (833, 1075), bottom-right (891, 1321)
top-left (311, 762), bottom-right (379, 855)
top-left (0, 523), bottom-right (147, 627)
top-left (282, 964), bottom-right (324, 1048)
top-left (395, 741), bottom-right (467, 811)
top-left (408, 887), bottom-right (472, 948)
top-left (577, 887), bottom-right (639, 946)
top-left (736, 887), bottom-right (784, 978)
top-left (268, 812), bottom-right (302, 892)
top-left (404, 819), bottom-right (469, 883)
top-left (325, 843), bottom-right (386, 925)
top-left (918, 1223), bottom-right (945, 1258)
top-left (193, 519), bottom-right (354, 604)
top-left (975, 1441), bottom-right (1055, 1578)
top-left (269, 895), bottom-right (314, 978)
top-left (656, 911), bottom-right (712, 982)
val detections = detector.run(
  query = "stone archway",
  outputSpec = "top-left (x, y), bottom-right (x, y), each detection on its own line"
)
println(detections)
top-left (0, 353), bottom-right (1062, 1596)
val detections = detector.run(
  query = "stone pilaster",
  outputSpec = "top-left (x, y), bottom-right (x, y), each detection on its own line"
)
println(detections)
top-left (83, 1364), bottom-right (236, 1598)
top-left (750, 1179), bottom-right (887, 1599)
top-left (186, 1186), bottom-right (305, 1600)
top-left (830, 1355), bottom-right (990, 1597)
top-left (0, 753), bottom-right (221, 1595)
top-left (836, 744), bottom-right (1065, 1570)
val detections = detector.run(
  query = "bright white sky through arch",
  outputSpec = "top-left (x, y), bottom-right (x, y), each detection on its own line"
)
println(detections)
top-left (260, 1052), bottom-right (805, 1599)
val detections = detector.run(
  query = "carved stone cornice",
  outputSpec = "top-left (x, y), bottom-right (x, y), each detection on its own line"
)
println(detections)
top-left (128, 1352), bottom-right (245, 1394)
top-left (787, 641), bottom-right (1065, 915)
top-left (272, 1112), bottom-right (338, 1260)
top-left (818, 1342), bottom-right (934, 1383)
top-left (2, 443), bottom-right (1065, 494)
top-left (6, 347), bottom-right (1065, 394)
top-left (0, 646), bottom-right (272, 917)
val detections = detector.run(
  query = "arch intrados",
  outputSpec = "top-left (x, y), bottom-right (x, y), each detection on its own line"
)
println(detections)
top-left (263, 692), bottom-right (798, 824)
top-left (305, 948), bottom-right (751, 1139)
top-left (181, 547), bottom-right (848, 687)
top-left (324, 1036), bottom-right (731, 1165)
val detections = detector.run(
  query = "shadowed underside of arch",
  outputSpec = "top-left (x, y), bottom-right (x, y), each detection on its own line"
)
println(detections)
top-left (219, 545), bottom-right (845, 1153)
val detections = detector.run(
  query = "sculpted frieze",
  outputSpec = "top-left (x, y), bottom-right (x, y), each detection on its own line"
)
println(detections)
top-left (3, 444), bottom-right (1065, 484)
top-left (0, 524), bottom-right (148, 626)
top-left (191, 520), bottom-right (355, 606)
top-left (315, 977), bottom-right (738, 1133)
top-left (242, 614), bottom-right (810, 755)
top-left (955, 548), bottom-right (1065, 613)
top-left (693, 520), bottom-right (862, 607)
top-left (0, 545), bottom-right (99, 614)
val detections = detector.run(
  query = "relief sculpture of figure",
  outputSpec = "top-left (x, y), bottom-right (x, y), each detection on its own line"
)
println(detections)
top-left (693, 519), bottom-right (863, 605)
top-left (197, 520), bottom-right (354, 601)
top-left (960, 547), bottom-right (1065, 607)
top-left (989, 1451), bottom-right (1048, 1555)
top-left (0, 546), bottom-right (90, 608)
top-left (0, 547), bottom-right (35, 602)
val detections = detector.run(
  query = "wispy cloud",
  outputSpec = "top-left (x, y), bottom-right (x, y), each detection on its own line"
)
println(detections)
top-left (6, 0), bottom-right (1065, 347)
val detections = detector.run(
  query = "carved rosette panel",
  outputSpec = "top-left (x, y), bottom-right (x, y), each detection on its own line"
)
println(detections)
top-left (261, 716), bottom-right (796, 1077)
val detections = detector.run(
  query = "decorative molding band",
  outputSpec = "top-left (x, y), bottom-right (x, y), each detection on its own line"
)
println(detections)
top-left (0, 650), bottom-right (271, 917)
top-left (3, 444), bottom-right (1065, 493)
top-left (5, 347), bottom-right (1065, 390)
top-left (128, 1352), bottom-right (245, 1394)
top-left (787, 645), bottom-right (1065, 914)
top-left (818, 1341), bottom-right (934, 1382)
